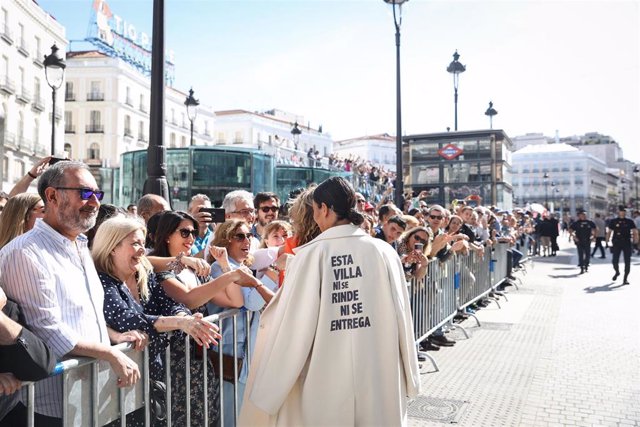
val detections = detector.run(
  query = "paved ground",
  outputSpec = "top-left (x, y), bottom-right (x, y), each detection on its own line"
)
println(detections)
top-left (408, 235), bottom-right (640, 427)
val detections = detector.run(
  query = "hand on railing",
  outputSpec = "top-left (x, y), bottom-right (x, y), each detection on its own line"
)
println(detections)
top-left (109, 348), bottom-right (140, 388)
top-left (234, 267), bottom-right (263, 288)
top-left (0, 372), bottom-right (21, 396)
top-left (180, 313), bottom-right (220, 347)
top-left (113, 330), bottom-right (149, 352)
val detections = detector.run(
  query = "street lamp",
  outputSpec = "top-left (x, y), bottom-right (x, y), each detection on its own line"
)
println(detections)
top-left (621, 177), bottom-right (626, 207)
top-left (184, 88), bottom-right (199, 146)
top-left (484, 101), bottom-right (497, 129)
top-left (383, 0), bottom-right (408, 208)
top-left (290, 122), bottom-right (301, 151)
top-left (543, 172), bottom-right (550, 208)
top-left (633, 165), bottom-right (639, 210)
top-left (446, 50), bottom-right (466, 131)
top-left (43, 43), bottom-right (66, 156)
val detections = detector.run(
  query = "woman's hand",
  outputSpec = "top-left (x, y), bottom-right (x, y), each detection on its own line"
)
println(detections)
top-left (209, 246), bottom-right (230, 270)
top-left (117, 330), bottom-right (149, 352)
top-left (181, 313), bottom-right (220, 346)
top-left (234, 267), bottom-right (262, 288)
top-left (0, 373), bottom-right (22, 396)
top-left (30, 156), bottom-right (53, 178)
top-left (182, 255), bottom-right (211, 277)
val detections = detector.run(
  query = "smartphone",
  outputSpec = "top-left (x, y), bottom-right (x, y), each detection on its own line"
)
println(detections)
top-left (49, 157), bottom-right (69, 165)
top-left (199, 207), bottom-right (226, 223)
top-left (414, 243), bottom-right (424, 251)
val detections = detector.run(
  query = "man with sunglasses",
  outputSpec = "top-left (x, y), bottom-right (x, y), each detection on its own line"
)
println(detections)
top-left (251, 192), bottom-right (280, 241)
top-left (0, 162), bottom-right (140, 425)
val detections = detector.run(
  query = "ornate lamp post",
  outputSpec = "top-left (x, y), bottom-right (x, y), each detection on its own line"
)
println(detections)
top-left (484, 101), bottom-right (497, 129)
top-left (43, 43), bottom-right (66, 156)
top-left (383, 0), bottom-right (408, 207)
top-left (447, 50), bottom-right (466, 131)
top-left (621, 177), bottom-right (627, 207)
top-left (290, 122), bottom-right (301, 152)
top-left (184, 88), bottom-right (199, 146)
top-left (543, 172), bottom-right (550, 208)
top-left (634, 165), bottom-right (639, 210)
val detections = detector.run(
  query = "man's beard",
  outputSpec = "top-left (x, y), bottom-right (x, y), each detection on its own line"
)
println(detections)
top-left (57, 194), bottom-right (98, 233)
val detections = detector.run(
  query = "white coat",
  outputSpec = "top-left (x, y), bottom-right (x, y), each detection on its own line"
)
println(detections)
top-left (239, 224), bottom-right (421, 427)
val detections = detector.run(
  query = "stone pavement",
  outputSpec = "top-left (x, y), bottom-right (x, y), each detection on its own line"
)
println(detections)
top-left (408, 236), bottom-right (640, 427)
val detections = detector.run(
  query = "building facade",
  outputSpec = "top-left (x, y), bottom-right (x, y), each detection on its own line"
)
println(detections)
top-left (333, 133), bottom-right (396, 172)
top-left (403, 130), bottom-right (513, 208)
top-left (0, 0), bottom-right (66, 192)
top-left (64, 50), bottom-right (215, 170)
top-left (213, 109), bottom-right (332, 167)
top-left (511, 143), bottom-right (608, 216)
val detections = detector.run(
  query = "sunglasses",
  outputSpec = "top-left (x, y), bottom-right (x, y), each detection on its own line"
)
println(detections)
top-left (177, 228), bottom-right (198, 238)
top-left (232, 232), bottom-right (254, 242)
top-left (55, 187), bottom-right (105, 201)
top-left (357, 199), bottom-right (366, 204)
top-left (413, 235), bottom-right (428, 244)
top-left (429, 214), bottom-right (443, 220)
top-left (259, 206), bottom-right (279, 213)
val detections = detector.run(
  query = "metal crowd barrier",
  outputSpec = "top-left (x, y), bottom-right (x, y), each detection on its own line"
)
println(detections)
top-left (410, 242), bottom-right (512, 372)
top-left (13, 309), bottom-right (253, 427)
top-left (13, 244), bottom-right (514, 425)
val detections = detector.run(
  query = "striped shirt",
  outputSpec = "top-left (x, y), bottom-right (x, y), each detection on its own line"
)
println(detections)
top-left (0, 218), bottom-right (109, 418)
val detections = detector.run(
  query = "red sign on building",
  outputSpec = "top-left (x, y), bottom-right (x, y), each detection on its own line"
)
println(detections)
top-left (438, 143), bottom-right (463, 160)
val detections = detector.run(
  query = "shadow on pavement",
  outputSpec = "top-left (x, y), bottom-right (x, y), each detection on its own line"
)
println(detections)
top-left (583, 282), bottom-right (629, 294)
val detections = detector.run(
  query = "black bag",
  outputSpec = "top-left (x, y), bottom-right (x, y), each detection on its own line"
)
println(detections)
top-left (209, 350), bottom-right (244, 384)
top-left (149, 380), bottom-right (167, 422)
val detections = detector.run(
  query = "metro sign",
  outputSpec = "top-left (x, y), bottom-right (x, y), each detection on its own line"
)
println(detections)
top-left (438, 144), bottom-right (464, 160)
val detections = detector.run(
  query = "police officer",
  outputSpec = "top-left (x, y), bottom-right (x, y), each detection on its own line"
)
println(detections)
top-left (569, 210), bottom-right (596, 274)
top-left (606, 205), bottom-right (638, 285)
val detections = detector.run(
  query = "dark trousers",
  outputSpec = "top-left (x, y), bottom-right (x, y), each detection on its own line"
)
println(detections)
top-left (611, 242), bottom-right (632, 278)
top-left (591, 237), bottom-right (606, 257)
top-left (0, 402), bottom-right (62, 427)
top-left (576, 241), bottom-right (591, 268)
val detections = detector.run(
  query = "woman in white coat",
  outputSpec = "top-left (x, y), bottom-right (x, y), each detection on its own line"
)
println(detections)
top-left (239, 177), bottom-right (421, 426)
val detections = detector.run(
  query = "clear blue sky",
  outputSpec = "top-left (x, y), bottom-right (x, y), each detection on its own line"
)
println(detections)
top-left (39, 0), bottom-right (640, 163)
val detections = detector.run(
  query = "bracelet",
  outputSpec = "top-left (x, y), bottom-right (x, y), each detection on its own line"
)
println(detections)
top-left (220, 266), bottom-right (231, 273)
top-left (27, 171), bottom-right (38, 179)
top-left (269, 264), bottom-right (281, 273)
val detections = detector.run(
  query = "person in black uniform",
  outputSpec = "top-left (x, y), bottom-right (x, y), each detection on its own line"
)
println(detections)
top-left (569, 210), bottom-right (596, 274)
top-left (606, 205), bottom-right (638, 285)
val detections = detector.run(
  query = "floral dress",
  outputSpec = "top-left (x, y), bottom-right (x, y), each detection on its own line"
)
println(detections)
top-left (100, 270), bottom-right (219, 426)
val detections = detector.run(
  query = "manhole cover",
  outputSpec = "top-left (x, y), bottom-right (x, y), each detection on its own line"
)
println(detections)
top-left (408, 396), bottom-right (468, 423)
top-left (479, 322), bottom-right (513, 331)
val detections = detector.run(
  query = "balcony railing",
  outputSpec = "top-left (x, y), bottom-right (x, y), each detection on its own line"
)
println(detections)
top-left (17, 38), bottom-right (29, 56)
top-left (49, 108), bottom-right (62, 122)
top-left (65, 92), bottom-right (75, 101)
top-left (0, 25), bottom-right (13, 45)
top-left (65, 124), bottom-right (76, 134)
top-left (35, 143), bottom-right (48, 157)
top-left (138, 134), bottom-right (147, 143)
top-left (16, 87), bottom-right (31, 103)
top-left (87, 92), bottom-right (104, 101)
top-left (31, 96), bottom-right (45, 112)
top-left (125, 97), bottom-right (134, 107)
top-left (0, 76), bottom-right (15, 94)
top-left (124, 128), bottom-right (133, 138)
top-left (33, 51), bottom-right (43, 68)
top-left (18, 137), bottom-right (34, 154)
top-left (139, 104), bottom-right (148, 114)
top-left (86, 124), bottom-right (104, 133)
top-left (3, 131), bottom-right (17, 149)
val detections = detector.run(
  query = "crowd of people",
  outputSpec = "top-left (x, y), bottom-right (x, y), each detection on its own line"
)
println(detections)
top-left (0, 155), bottom-right (637, 426)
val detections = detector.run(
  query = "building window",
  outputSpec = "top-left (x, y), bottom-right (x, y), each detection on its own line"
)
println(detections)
top-left (217, 132), bottom-right (225, 144)
top-left (14, 159), bottom-right (25, 181)
top-left (234, 131), bottom-right (242, 144)
top-left (88, 81), bottom-right (103, 101)
top-left (34, 36), bottom-right (41, 58)
top-left (64, 142), bottom-right (72, 158)
top-left (181, 135), bottom-right (186, 147)
top-left (18, 112), bottom-right (24, 139)
top-left (170, 133), bottom-right (176, 148)
top-left (88, 143), bottom-right (100, 160)
top-left (2, 156), bottom-right (8, 182)
top-left (65, 82), bottom-right (74, 101)
top-left (124, 114), bottom-right (131, 137)
top-left (139, 94), bottom-right (146, 112)
top-left (33, 118), bottom-right (39, 144)
top-left (138, 120), bottom-right (145, 141)
top-left (125, 86), bottom-right (132, 106)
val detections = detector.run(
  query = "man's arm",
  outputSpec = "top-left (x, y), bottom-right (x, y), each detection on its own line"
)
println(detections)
top-left (69, 340), bottom-right (139, 388)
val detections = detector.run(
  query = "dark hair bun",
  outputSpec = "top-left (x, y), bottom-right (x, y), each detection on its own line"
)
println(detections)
top-left (348, 209), bottom-right (365, 226)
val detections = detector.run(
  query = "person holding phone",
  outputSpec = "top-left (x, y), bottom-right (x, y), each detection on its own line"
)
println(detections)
top-left (397, 227), bottom-right (432, 281)
top-left (187, 194), bottom-right (215, 258)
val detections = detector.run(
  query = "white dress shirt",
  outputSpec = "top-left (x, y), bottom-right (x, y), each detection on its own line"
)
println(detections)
top-left (0, 218), bottom-right (109, 418)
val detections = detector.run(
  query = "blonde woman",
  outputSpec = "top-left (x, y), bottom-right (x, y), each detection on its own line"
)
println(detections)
top-left (92, 216), bottom-right (221, 426)
top-left (0, 193), bottom-right (45, 249)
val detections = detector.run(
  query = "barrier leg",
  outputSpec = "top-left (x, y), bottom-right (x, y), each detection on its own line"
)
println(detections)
top-left (417, 350), bottom-right (439, 372)
top-left (458, 308), bottom-right (481, 327)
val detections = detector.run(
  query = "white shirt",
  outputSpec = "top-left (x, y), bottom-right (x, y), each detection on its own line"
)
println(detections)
top-left (0, 219), bottom-right (109, 418)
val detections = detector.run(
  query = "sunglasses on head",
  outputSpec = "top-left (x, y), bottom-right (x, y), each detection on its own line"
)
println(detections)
top-left (259, 206), bottom-right (279, 213)
top-left (429, 214), bottom-right (443, 220)
top-left (232, 232), bottom-right (254, 242)
top-left (177, 228), bottom-right (198, 238)
top-left (55, 187), bottom-right (105, 201)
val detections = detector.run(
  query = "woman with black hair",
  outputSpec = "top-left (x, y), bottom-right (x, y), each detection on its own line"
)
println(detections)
top-left (240, 177), bottom-right (420, 427)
